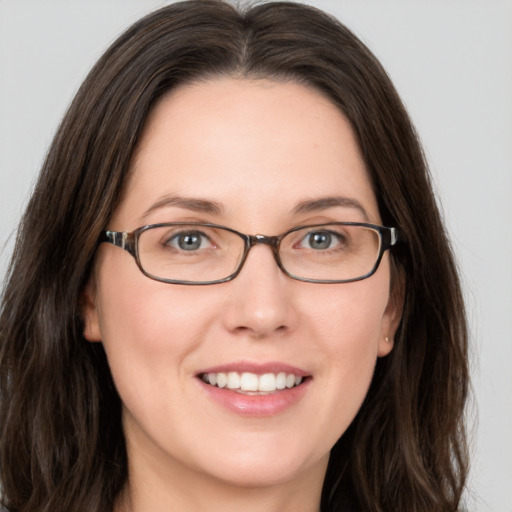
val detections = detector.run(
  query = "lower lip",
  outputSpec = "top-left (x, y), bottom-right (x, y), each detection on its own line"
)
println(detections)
top-left (198, 378), bottom-right (310, 417)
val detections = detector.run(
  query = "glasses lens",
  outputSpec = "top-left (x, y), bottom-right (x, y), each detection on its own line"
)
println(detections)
top-left (137, 224), bottom-right (245, 283)
top-left (279, 224), bottom-right (381, 282)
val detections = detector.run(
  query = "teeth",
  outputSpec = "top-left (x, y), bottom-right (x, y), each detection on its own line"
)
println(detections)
top-left (227, 372), bottom-right (240, 389)
top-left (259, 373), bottom-right (276, 392)
top-left (216, 372), bottom-right (227, 388)
top-left (276, 372), bottom-right (286, 390)
top-left (201, 371), bottom-right (304, 392)
top-left (240, 372), bottom-right (259, 391)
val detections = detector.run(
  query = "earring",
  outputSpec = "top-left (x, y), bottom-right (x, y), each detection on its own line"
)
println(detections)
top-left (385, 336), bottom-right (391, 343)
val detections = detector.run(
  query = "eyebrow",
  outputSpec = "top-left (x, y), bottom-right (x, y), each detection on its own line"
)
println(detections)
top-left (141, 194), bottom-right (369, 221)
top-left (292, 196), bottom-right (370, 221)
top-left (141, 195), bottom-right (224, 219)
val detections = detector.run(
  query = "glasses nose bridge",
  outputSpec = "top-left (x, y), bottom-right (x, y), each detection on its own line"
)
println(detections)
top-left (250, 233), bottom-right (278, 244)
top-left (246, 233), bottom-right (281, 260)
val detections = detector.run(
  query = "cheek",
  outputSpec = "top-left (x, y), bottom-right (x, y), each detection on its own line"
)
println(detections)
top-left (95, 283), bottom-right (212, 444)
top-left (95, 245), bottom-right (204, 347)
top-left (306, 277), bottom-right (389, 356)
top-left (301, 278), bottom-right (389, 427)
top-left (92, 253), bottom-right (195, 394)
top-left (317, 299), bottom-right (383, 392)
top-left (97, 286), bottom-right (199, 370)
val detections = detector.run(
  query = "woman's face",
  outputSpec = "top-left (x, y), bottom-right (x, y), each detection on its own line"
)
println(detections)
top-left (83, 78), bottom-right (401, 493)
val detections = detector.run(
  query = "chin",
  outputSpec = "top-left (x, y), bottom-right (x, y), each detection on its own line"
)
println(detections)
top-left (198, 446), bottom-right (329, 490)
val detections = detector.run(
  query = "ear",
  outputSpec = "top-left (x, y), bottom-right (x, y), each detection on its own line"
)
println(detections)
top-left (80, 276), bottom-right (102, 342)
top-left (378, 269), bottom-right (405, 357)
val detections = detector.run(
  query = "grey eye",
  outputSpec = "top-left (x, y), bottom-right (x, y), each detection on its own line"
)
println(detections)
top-left (302, 231), bottom-right (341, 250)
top-left (168, 231), bottom-right (209, 251)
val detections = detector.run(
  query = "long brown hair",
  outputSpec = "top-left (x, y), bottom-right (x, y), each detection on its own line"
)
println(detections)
top-left (0, 1), bottom-right (469, 510)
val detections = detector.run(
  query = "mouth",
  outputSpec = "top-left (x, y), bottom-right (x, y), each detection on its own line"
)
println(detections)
top-left (199, 371), bottom-right (307, 395)
top-left (197, 364), bottom-right (311, 416)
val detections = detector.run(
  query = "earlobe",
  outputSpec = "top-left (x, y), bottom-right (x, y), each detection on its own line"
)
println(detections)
top-left (80, 278), bottom-right (102, 342)
top-left (378, 269), bottom-right (405, 357)
top-left (378, 335), bottom-right (394, 357)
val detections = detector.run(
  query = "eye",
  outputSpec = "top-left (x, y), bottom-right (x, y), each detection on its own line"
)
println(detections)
top-left (299, 230), bottom-right (344, 250)
top-left (165, 230), bottom-right (211, 251)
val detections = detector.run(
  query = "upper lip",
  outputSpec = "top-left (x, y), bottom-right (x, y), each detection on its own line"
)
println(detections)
top-left (197, 361), bottom-right (310, 377)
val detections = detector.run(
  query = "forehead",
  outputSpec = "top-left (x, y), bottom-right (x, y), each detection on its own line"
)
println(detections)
top-left (113, 77), bottom-right (379, 229)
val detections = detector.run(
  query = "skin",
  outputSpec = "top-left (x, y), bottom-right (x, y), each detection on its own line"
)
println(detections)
top-left (82, 77), bottom-right (402, 512)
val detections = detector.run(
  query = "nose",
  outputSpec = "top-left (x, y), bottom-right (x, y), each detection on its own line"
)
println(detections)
top-left (222, 243), bottom-right (297, 339)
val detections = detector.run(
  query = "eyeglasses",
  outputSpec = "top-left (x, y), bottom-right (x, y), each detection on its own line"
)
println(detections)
top-left (99, 222), bottom-right (398, 285)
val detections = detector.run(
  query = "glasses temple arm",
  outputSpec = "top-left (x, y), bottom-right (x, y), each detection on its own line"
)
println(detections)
top-left (99, 230), bottom-right (136, 255)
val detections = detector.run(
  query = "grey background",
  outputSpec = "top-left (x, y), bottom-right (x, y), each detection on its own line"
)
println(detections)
top-left (1, 1), bottom-right (511, 510)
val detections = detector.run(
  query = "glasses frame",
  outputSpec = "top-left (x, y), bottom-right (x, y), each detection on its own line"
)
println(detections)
top-left (99, 222), bottom-right (398, 285)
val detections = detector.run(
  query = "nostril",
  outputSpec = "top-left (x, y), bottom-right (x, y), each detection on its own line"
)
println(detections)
top-left (233, 323), bottom-right (287, 338)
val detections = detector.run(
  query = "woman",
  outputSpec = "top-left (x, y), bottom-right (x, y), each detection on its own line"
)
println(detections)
top-left (0, 1), bottom-right (468, 511)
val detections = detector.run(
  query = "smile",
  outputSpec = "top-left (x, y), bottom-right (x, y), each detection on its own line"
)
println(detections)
top-left (200, 371), bottom-right (304, 393)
